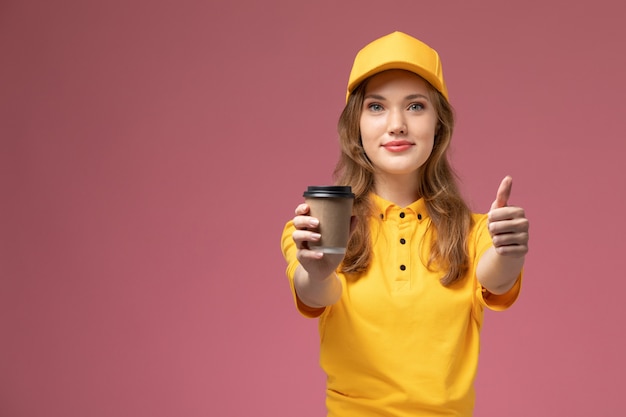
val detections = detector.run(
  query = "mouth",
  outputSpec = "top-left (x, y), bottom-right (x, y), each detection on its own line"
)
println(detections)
top-left (382, 140), bottom-right (414, 152)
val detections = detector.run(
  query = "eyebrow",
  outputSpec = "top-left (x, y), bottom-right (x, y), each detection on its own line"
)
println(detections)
top-left (364, 93), bottom-right (430, 101)
top-left (405, 93), bottom-right (429, 101)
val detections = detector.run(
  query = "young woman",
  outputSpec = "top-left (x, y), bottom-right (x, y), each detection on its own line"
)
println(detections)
top-left (280, 31), bottom-right (529, 416)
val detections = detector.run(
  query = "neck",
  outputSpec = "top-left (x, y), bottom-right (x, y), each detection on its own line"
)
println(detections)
top-left (373, 173), bottom-right (421, 207)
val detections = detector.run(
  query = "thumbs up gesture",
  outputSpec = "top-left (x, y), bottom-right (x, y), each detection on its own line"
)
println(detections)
top-left (488, 176), bottom-right (529, 257)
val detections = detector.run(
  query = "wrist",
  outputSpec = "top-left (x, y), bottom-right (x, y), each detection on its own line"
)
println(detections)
top-left (294, 267), bottom-right (341, 307)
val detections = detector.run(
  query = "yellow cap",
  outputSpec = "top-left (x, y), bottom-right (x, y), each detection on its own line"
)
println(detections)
top-left (346, 31), bottom-right (448, 101)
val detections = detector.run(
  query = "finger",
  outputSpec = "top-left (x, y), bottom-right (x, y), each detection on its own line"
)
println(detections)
top-left (490, 176), bottom-right (513, 211)
top-left (488, 216), bottom-right (529, 235)
top-left (491, 231), bottom-right (529, 248)
top-left (488, 206), bottom-right (526, 223)
top-left (296, 248), bottom-right (324, 262)
top-left (292, 229), bottom-right (321, 249)
top-left (293, 215), bottom-right (319, 230)
top-left (493, 243), bottom-right (529, 257)
top-left (295, 203), bottom-right (310, 216)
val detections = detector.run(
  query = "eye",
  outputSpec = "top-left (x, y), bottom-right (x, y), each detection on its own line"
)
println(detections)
top-left (367, 103), bottom-right (384, 112)
top-left (408, 102), bottom-right (425, 111)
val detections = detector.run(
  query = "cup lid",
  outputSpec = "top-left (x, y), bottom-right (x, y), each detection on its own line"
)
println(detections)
top-left (303, 185), bottom-right (355, 198)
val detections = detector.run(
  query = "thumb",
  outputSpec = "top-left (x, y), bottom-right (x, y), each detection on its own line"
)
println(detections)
top-left (490, 176), bottom-right (512, 210)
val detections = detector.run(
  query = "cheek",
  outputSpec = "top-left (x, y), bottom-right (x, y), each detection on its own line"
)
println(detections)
top-left (359, 121), bottom-right (374, 148)
top-left (361, 140), bottom-right (377, 159)
top-left (358, 117), bottom-right (369, 138)
top-left (420, 120), bottom-right (438, 145)
top-left (359, 116), bottom-right (384, 140)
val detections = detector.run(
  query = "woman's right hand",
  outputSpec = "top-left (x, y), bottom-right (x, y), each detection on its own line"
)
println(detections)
top-left (291, 203), bottom-right (346, 282)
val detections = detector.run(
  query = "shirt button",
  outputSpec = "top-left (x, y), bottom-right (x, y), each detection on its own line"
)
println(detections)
top-left (417, 213), bottom-right (422, 220)
top-left (380, 213), bottom-right (384, 219)
top-left (400, 238), bottom-right (406, 245)
top-left (400, 264), bottom-right (406, 271)
top-left (399, 212), bottom-right (405, 218)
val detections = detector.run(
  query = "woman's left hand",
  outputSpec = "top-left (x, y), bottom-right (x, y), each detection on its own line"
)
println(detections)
top-left (487, 176), bottom-right (530, 257)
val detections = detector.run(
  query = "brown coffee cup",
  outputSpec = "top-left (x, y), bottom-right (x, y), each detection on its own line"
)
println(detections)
top-left (303, 186), bottom-right (355, 254)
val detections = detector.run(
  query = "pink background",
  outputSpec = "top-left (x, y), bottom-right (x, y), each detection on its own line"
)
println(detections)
top-left (2, 1), bottom-right (625, 415)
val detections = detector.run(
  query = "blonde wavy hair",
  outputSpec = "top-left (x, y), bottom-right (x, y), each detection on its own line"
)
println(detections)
top-left (333, 76), bottom-right (472, 286)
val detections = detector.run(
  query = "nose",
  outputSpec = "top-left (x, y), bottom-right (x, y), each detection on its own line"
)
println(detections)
top-left (387, 109), bottom-right (407, 135)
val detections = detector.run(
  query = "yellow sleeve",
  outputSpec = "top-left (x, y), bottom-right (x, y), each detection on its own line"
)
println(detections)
top-left (281, 221), bottom-right (326, 318)
top-left (471, 214), bottom-right (523, 311)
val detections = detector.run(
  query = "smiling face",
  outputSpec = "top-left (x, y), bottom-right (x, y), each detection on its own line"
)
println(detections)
top-left (359, 69), bottom-right (439, 185)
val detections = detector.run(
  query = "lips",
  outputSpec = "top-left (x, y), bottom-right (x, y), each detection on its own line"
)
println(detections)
top-left (382, 140), bottom-right (413, 152)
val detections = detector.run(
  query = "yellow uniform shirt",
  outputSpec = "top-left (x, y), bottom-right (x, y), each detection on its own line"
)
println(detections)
top-left (281, 194), bottom-right (521, 416)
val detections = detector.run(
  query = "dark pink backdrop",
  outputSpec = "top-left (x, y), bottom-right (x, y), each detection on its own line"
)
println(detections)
top-left (2, 1), bottom-right (625, 416)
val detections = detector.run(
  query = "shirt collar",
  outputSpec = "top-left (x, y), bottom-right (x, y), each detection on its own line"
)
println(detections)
top-left (370, 193), bottom-right (428, 221)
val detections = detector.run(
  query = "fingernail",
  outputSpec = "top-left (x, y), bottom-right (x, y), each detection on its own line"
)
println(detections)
top-left (311, 233), bottom-right (321, 240)
top-left (309, 218), bottom-right (319, 227)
